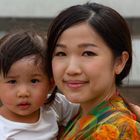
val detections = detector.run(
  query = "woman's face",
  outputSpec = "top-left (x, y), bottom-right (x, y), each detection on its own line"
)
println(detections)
top-left (52, 22), bottom-right (122, 112)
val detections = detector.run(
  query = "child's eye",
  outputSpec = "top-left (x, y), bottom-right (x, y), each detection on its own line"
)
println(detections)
top-left (31, 79), bottom-right (40, 83)
top-left (7, 80), bottom-right (17, 84)
top-left (54, 51), bottom-right (66, 56)
top-left (82, 51), bottom-right (96, 56)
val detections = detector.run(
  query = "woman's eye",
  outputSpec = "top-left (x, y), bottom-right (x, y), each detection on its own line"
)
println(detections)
top-left (7, 80), bottom-right (17, 84)
top-left (54, 51), bottom-right (66, 56)
top-left (82, 51), bottom-right (96, 56)
top-left (31, 79), bottom-right (40, 83)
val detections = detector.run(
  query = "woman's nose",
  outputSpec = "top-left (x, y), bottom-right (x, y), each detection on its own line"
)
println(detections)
top-left (65, 57), bottom-right (82, 75)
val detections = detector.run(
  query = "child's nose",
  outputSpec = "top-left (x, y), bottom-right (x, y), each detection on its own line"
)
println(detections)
top-left (17, 86), bottom-right (30, 98)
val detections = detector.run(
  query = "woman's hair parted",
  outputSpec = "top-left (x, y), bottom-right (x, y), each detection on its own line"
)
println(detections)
top-left (46, 2), bottom-right (132, 86)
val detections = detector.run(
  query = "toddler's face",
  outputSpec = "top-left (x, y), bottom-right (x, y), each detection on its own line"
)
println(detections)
top-left (0, 55), bottom-right (49, 122)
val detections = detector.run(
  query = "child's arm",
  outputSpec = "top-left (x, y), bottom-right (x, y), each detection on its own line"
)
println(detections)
top-left (52, 93), bottom-right (80, 126)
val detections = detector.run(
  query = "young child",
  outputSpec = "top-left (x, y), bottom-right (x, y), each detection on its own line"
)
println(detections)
top-left (0, 30), bottom-right (79, 140)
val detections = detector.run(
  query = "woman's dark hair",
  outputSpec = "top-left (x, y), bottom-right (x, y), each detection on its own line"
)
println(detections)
top-left (0, 30), bottom-right (55, 104)
top-left (47, 2), bottom-right (132, 86)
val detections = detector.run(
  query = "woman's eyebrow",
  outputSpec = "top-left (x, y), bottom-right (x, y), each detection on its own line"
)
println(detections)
top-left (56, 44), bottom-right (66, 48)
top-left (78, 43), bottom-right (97, 48)
top-left (56, 43), bottom-right (97, 48)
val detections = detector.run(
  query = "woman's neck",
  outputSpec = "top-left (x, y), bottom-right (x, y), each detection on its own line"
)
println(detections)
top-left (81, 86), bottom-right (117, 116)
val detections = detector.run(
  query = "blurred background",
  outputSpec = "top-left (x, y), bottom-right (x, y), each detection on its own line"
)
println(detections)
top-left (0, 0), bottom-right (139, 105)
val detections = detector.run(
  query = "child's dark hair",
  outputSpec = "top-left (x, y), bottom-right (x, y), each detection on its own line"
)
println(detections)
top-left (0, 30), bottom-right (55, 104)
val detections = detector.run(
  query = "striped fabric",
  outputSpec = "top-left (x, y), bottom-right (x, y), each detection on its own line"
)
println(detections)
top-left (61, 95), bottom-right (140, 140)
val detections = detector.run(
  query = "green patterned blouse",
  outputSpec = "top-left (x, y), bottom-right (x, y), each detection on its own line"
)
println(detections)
top-left (61, 95), bottom-right (140, 140)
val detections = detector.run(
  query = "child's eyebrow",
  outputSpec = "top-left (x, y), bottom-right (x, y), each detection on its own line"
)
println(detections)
top-left (6, 73), bottom-right (43, 78)
top-left (31, 74), bottom-right (42, 77)
top-left (6, 75), bottom-right (19, 78)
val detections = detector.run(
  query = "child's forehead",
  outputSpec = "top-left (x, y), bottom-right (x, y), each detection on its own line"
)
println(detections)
top-left (7, 58), bottom-right (47, 76)
top-left (8, 56), bottom-right (44, 72)
top-left (17, 55), bottom-right (40, 63)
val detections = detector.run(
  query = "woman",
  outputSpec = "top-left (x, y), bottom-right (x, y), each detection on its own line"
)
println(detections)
top-left (47, 2), bottom-right (140, 139)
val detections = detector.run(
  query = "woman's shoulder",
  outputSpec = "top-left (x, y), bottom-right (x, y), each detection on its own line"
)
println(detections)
top-left (91, 113), bottom-right (140, 139)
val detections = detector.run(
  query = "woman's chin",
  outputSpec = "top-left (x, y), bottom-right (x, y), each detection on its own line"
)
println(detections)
top-left (65, 94), bottom-right (81, 103)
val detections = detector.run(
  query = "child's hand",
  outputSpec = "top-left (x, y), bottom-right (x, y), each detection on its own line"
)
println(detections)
top-left (128, 103), bottom-right (140, 122)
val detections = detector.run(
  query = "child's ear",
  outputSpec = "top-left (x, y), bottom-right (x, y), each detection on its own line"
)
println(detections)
top-left (50, 78), bottom-right (55, 85)
top-left (114, 51), bottom-right (129, 75)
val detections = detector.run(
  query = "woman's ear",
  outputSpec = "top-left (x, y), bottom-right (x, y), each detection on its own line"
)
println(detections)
top-left (114, 51), bottom-right (129, 75)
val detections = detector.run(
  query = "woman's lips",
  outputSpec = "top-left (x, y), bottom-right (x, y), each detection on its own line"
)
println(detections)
top-left (64, 80), bottom-right (88, 88)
